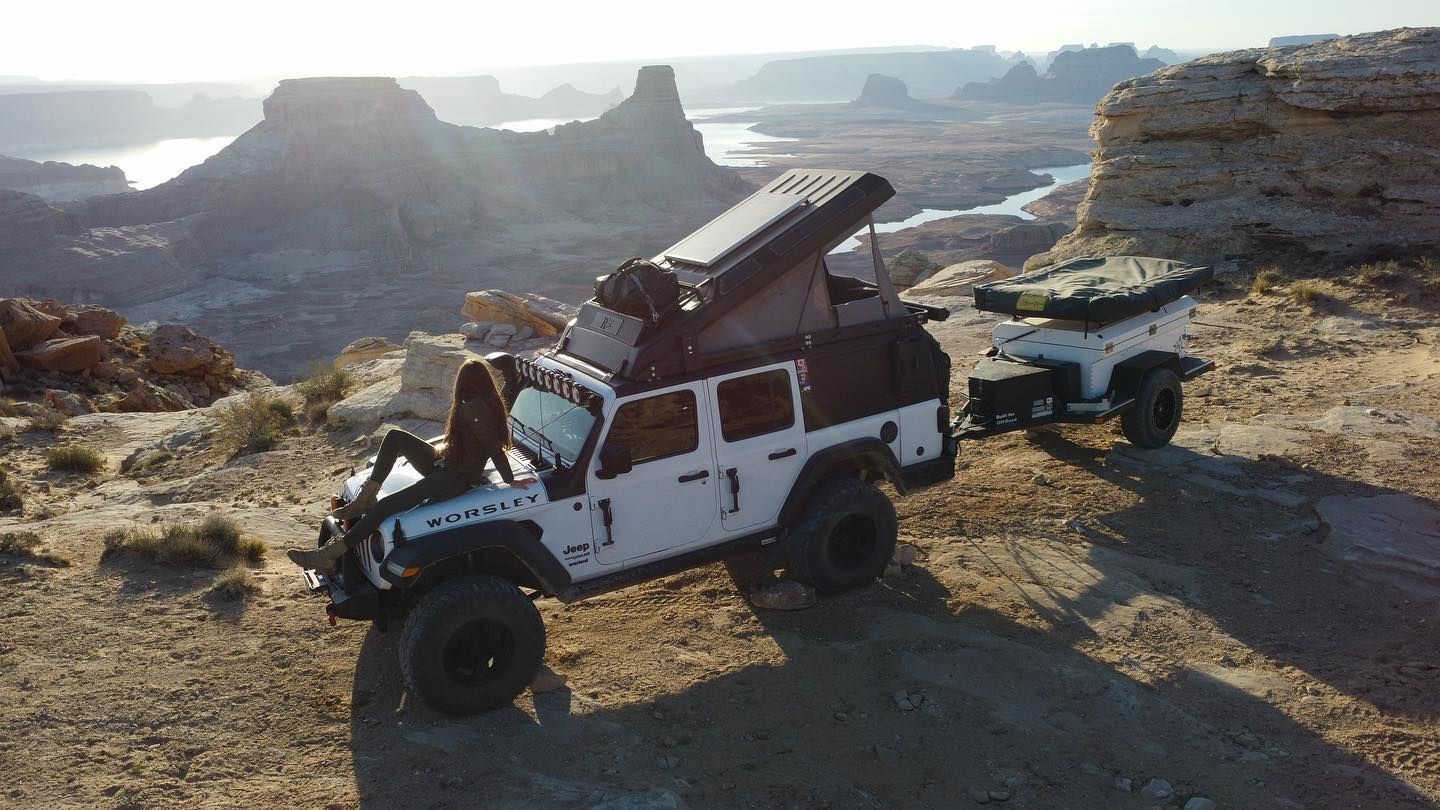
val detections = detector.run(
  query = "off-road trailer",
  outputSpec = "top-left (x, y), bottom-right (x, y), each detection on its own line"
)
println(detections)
top-left (300, 169), bottom-right (1213, 715)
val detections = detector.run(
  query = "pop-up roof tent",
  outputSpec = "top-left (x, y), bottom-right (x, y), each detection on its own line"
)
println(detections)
top-left (550, 169), bottom-right (946, 383)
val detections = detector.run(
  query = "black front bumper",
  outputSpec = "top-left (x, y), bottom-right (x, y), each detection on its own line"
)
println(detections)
top-left (301, 522), bottom-right (381, 622)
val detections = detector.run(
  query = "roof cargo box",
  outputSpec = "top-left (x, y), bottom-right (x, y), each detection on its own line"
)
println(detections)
top-left (554, 169), bottom-right (947, 383)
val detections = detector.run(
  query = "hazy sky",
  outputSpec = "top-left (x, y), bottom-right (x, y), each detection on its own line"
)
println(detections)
top-left (4, 0), bottom-right (1436, 83)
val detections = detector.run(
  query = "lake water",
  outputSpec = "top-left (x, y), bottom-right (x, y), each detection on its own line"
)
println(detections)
top-left (833, 163), bottom-right (1093, 253)
top-left (16, 135), bottom-right (240, 190)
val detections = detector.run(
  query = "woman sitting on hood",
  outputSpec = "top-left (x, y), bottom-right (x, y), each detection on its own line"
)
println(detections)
top-left (287, 358), bottom-right (534, 569)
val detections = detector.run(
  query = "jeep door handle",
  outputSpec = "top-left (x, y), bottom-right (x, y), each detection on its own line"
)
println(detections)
top-left (724, 467), bottom-right (740, 513)
top-left (677, 470), bottom-right (710, 483)
top-left (767, 448), bottom-right (797, 460)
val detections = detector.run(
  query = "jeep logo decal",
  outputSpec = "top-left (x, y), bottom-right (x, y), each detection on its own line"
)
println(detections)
top-left (424, 494), bottom-right (542, 528)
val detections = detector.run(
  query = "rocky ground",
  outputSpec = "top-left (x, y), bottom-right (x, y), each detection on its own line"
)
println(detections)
top-left (1, 267), bottom-right (1437, 809)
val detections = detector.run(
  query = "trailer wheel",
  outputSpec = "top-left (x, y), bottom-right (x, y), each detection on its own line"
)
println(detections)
top-left (788, 478), bottom-right (897, 596)
top-left (399, 575), bottom-right (545, 716)
top-left (1122, 367), bottom-right (1183, 448)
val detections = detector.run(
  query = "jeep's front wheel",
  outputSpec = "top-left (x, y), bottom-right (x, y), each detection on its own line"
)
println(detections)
top-left (788, 478), bottom-right (897, 596)
top-left (399, 575), bottom-right (545, 716)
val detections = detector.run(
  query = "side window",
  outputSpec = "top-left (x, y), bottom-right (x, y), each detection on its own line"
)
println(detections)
top-left (606, 390), bottom-right (699, 464)
top-left (717, 369), bottom-right (795, 442)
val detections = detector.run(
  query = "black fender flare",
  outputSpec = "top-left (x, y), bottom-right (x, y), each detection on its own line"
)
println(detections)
top-left (380, 519), bottom-right (570, 595)
top-left (1107, 350), bottom-right (1182, 402)
top-left (777, 438), bottom-right (905, 529)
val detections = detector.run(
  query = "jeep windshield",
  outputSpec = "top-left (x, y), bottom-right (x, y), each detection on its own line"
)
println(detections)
top-left (509, 386), bottom-right (596, 469)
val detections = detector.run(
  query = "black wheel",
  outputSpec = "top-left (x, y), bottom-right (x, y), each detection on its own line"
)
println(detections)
top-left (399, 575), bottom-right (545, 716)
top-left (1121, 367), bottom-right (1183, 449)
top-left (788, 478), bottom-right (898, 596)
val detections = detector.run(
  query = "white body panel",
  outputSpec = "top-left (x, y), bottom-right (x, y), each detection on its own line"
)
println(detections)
top-left (898, 398), bottom-right (945, 464)
top-left (990, 295), bottom-right (1197, 399)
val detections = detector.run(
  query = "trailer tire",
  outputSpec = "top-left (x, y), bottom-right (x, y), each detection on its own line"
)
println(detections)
top-left (1122, 367), bottom-right (1182, 449)
top-left (788, 478), bottom-right (897, 596)
top-left (399, 575), bottom-right (545, 716)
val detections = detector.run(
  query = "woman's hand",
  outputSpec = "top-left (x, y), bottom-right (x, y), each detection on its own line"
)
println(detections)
top-left (509, 476), bottom-right (539, 490)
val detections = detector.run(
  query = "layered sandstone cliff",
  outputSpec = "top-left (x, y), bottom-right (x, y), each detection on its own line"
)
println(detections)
top-left (0, 155), bottom-right (130, 201)
top-left (1034, 28), bottom-right (1440, 270)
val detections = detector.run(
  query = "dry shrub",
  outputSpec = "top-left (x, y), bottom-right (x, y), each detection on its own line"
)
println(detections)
top-left (0, 397), bottom-right (23, 417)
top-left (25, 409), bottom-right (68, 433)
top-left (0, 531), bottom-right (70, 567)
top-left (1289, 282), bottom-right (1322, 307)
top-left (1352, 259), bottom-right (1403, 286)
top-left (296, 365), bottom-right (352, 406)
top-left (102, 514), bottom-right (266, 568)
top-left (1250, 267), bottom-right (1287, 295)
top-left (0, 469), bottom-right (21, 512)
top-left (214, 392), bottom-right (294, 456)
top-left (209, 566), bottom-right (261, 600)
top-left (44, 444), bottom-right (105, 473)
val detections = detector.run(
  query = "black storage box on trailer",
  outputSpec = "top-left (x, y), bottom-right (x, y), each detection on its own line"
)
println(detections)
top-left (967, 358), bottom-right (1056, 428)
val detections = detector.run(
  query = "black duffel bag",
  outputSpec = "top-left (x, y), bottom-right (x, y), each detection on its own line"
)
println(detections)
top-left (595, 258), bottom-right (680, 323)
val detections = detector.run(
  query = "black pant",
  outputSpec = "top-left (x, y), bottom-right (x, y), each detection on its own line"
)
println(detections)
top-left (342, 430), bottom-right (470, 547)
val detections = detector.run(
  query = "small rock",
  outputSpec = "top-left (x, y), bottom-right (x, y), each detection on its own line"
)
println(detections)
top-left (529, 666), bottom-right (568, 694)
top-left (1114, 776), bottom-right (1133, 793)
top-left (656, 754), bottom-right (680, 770)
top-left (988, 788), bottom-right (1010, 801)
top-left (458, 322), bottom-right (492, 340)
top-left (1066, 518), bottom-right (1086, 534)
top-left (1030, 473), bottom-right (1049, 486)
top-left (1140, 778), bottom-right (1173, 801)
top-left (747, 580), bottom-right (816, 611)
top-left (892, 544), bottom-right (918, 566)
top-left (883, 562), bottom-right (902, 579)
top-left (966, 785), bottom-right (991, 804)
top-left (484, 332), bottom-right (512, 348)
top-left (894, 689), bottom-right (914, 711)
top-left (833, 711), bottom-right (848, 722)
top-left (1184, 798), bottom-right (1216, 810)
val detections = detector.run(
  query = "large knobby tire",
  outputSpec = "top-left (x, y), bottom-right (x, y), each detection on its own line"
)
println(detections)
top-left (399, 575), bottom-right (545, 716)
top-left (1121, 367), bottom-right (1183, 449)
top-left (788, 477), bottom-right (898, 596)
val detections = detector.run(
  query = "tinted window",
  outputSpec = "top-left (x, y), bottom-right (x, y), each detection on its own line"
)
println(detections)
top-left (718, 369), bottom-right (794, 442)
top-left (606, 390), bottom-right (698, 464)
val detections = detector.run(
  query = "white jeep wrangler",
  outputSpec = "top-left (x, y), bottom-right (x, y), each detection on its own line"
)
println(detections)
top-left (303, 169), bottom-right (1213, 716)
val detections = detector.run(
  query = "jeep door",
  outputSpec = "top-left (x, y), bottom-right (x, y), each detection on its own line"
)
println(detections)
top-left (706, 363), bottom-right (806, 533)
top-left (588, 382), bottom-right (719, 564)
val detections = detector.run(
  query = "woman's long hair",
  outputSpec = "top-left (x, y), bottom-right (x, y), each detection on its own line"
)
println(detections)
top-left (440, 359), bottom-right (509, 466)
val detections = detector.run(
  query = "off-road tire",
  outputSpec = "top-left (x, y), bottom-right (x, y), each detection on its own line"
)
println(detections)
top-left (399, 575), bottom-right (545, 716)
top-left (1122, 367), bottom-right (1183, 449)
top-left (788, 477), bottom-right (898, 596)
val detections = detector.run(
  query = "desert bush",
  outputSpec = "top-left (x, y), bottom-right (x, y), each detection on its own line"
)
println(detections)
top-left (102, 514), bottom-right (266, 568)
top-left (296, 364), bottom-right (352, 406)
top-left (44, 444), bottom-right (105, 473)
top-left (209, 565), bottom-right (261, 600)
top-left (1352, 259), bottom-right (1403, 286)
top-left (1250, 266), bottom-right (1286, 295)
top-left (1419, 256), bottom-right (1440, 289)
top-left (125, 449), bottom-right (174, 474)
top-left (214, 392), bottom-right (294, 456)
top-left (25, 409), bottom-right (68, 433)
top-left (0, 470), bottom-right (18, 513)
top-left (1289, 282), bottom-right (1322, 307)
top-left (0, 531), bottom-right (70, 567)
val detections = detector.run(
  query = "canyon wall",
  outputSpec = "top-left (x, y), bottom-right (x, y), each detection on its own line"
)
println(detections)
top-left (1034, 28), bottom-right (1440, 270)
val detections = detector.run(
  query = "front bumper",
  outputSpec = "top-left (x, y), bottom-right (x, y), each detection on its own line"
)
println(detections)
top-left (300, 527), bottom-right (381, 622)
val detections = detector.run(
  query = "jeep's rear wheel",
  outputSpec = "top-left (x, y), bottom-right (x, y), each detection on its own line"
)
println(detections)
top-left (788, 478), bottom-right (897, 596)
top-left (399, 575), bottom-right (545, 716)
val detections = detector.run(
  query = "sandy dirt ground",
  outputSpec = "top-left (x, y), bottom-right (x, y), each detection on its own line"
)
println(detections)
top-left (2, 270), bottom-right (1438, 809)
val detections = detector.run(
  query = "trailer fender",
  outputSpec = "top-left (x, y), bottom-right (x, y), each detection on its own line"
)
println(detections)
top-left (1107, 350), bottom-right (1182, 402)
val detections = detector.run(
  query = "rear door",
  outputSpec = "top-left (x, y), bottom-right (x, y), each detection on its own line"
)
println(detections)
top-left (707, 363), bottom-right (807, 533)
